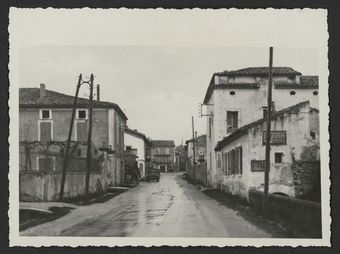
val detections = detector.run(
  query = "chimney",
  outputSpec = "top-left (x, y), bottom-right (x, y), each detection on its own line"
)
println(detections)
top-left (295, 75), bottom-right (301, 84)
top-left (40, 83), bottom-right (46, 98)
top-left (214, 75), bottom-right (219, 85)
top-left (96, 84), bottom-right (100, 101)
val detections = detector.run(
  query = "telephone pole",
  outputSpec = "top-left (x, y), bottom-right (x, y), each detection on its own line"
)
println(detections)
top-left (59, 74), bottom-right (95, 202)
top-left (191, 116), bottom-right (196, 181)
top-left (59, 74), bottom-right (82, 201)
top-left (263, 47), bottom-right (273, 214)
top-left (85, 74), bottom-right (94, 203)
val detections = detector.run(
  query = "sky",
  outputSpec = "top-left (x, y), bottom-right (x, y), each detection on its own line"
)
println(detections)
top-left (10, 8), bottom-right (327, 145)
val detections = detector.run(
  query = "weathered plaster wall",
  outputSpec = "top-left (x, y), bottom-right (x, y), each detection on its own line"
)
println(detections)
top-left (124, 133), bottom-right (146, 177)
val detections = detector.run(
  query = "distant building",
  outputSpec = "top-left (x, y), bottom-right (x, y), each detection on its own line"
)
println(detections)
top-left (19, 84), bottom-right (127, 201)
top-left (124, 127), bottom-right (149, 178)
top-left (175, 144), bottom-right (187, 172)
top-left (203, 67), bottom-right (319, 188)
top-left (186, 134), bottom-right (207, 164)
top-left (150, 140), bottom-right (175, 172)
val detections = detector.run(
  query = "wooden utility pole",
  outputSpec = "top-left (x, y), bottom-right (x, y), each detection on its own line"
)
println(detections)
top-left (59, 74), bottom-right (82, 201)
top-left (191, 116), bottom-right (196, 180)
top-left (263, 47), bottom-right (273, 214)
top-left (85, 74), bottom-right (94, 202)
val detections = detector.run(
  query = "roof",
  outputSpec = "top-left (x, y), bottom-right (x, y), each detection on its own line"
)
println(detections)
top-left (124, 127), bottom-right (148, 143)
top-left (217, 67), bottom-right (302, 76)
top-left (150, 140), bottom-right (175, 147)
top-left (19, 87), bottom-right (128, 121)
top-left (185, 134), bottom-right (207, 146)
top-left (274, 76), bottom-right (319, 89)
top-left (203, 67), bottom-right (318, 104)
top-left (215, 101), bottom-right (311, 151)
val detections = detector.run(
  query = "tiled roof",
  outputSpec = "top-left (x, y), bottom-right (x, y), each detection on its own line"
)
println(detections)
top-left (124, 127), bottom-right (148, 143)
top-left (215, 101), bottom-right (311, 151)
top-left (151, 140), bottom-right (175, 147)
top-left (217, 67), bottom-right (302, 76)
top-left (19, 88), bottom-right (128, 120)
top-left (185, 134), bottom-right (207, 146)
top-left (274, 76), bottom-right (319, 89)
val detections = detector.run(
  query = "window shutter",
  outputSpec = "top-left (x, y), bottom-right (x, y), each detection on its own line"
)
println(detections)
top-left (239, 146), bottom-right (243, 175)
top-left (40, 122), bottom-right (52, 142)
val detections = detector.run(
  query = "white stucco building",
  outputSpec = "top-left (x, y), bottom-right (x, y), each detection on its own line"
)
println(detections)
top-left (203, 67), bottom-right (319, 189)
top-left (124, 128), bottom-right (149, 178)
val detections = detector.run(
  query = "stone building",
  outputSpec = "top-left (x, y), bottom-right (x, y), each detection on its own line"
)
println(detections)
top-left (186, 134), bottom-right (207, 164)
top-left (124, 127), bottom-right (149, 178)
top-left (19, 84), bottom-right (127, 201)
top-left (150, 140), bottom-right (175, 172)
top-left (203, 67), bottom-right (319, 188)
top-left (214, 101), bottom-right (320, 200)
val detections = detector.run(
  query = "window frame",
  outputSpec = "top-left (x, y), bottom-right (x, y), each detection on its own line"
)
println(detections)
top-left (274, 152), bottom-right (284, 164)
top-left (76, 109), bottom-right (88, 120)
top-left (38, 119), bottom-right (53, 142)
top-left (39, 109), bottom-right (52, 120)
top-left (226, 110), bottom-right (240, 134)
top-left (36, 155), bottom-right (56, 171)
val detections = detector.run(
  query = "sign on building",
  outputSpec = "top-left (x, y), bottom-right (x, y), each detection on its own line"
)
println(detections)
top-left (262, 131), bottom-right (287, 145)
top-left (251, 160), bottom-right (266, 172)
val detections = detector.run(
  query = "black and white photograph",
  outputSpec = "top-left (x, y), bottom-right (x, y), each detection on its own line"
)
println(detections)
top-left (8, 8), bottom-right (330, 247)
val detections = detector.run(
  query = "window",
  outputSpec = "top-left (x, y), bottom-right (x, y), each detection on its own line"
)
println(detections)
top-left (40, 109), bottom-right (51, 119)
top-left (275, 152), bottom-right (284, 164)
top-left (224, 146), bottom-right (242, 175)
top-left (39, 121), bottom-right (52, 142)
top-left (229, 91), bottom-right (236, 95)
top-left (227, 111), bottom-right (239, 134)
top-left (38, 156), bottom-right (55, 171)
top-left (310, 131), bottom-right (316, 140)
top-left (76, 121), bottom-right (87, 142)
top-left (77, 109), bottom-right (87, 119)
top-left (290, 91), bottom-right (296, 95)
top-left (313, 91), bottom-right (318, 96)
top-left (208, 117), bottom-right (212, 138)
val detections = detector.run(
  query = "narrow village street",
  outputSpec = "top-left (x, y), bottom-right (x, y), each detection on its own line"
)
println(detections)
top-left (22, 173), bottom-right (286, 237)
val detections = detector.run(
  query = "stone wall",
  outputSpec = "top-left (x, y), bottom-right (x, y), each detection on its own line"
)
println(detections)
top-left (187, 161), bottom-right (207, 186)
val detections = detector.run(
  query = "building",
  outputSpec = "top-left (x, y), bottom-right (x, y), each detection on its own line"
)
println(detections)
top-left (203, 67), bottom-right (319, 188)
top-left (124, 127), bottom-right (149, 178)
top-left (150, 140), bottom-right (175, 172)
top-left (175, 144), bottom-right (187, 172)
top-left (214, 101), bottom-right (320, 201)
top-left (19, 84), bottom-right (127, 201)
top-left (186, 134), bottom-right (207, 164)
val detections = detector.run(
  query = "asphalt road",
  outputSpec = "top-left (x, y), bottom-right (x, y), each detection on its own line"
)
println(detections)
top-left (60, 173), bottom-right (274, 237)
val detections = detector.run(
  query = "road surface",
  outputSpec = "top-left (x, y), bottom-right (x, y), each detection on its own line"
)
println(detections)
top-left (59, 173), bottom-right (275, 237)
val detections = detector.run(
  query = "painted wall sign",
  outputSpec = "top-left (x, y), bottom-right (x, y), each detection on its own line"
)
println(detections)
top-left (251, 160), bottom-right (266, 172)
top-left (262, 131), bottom-right (287, 145)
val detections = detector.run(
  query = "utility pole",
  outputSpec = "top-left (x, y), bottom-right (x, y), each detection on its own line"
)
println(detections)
top-left (59, 74), bottom-right (82, 201)
top-left (191, 116), bottom-right (196, 181)
top-left (263, 47), bottom-right (273, 214)
top-left (85, 74), bottom-right (94, 203)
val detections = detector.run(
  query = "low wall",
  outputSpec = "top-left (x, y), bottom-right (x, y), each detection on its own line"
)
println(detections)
top-left (249, 189), bottom-right (321, 238)
top-left (20, 171), bottom-right (105, 201)
top-left (187, 161), bottom-right (207, 186)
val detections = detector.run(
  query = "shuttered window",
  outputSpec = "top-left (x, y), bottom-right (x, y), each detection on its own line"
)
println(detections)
top-left (76, 121), bottom-right (87, 142)
top-left (38, 157), bottom-right (54, 171)
top-left (40, 122), bottom-right (52, 142)
top-left (223, 146), bottom-right (243, 176)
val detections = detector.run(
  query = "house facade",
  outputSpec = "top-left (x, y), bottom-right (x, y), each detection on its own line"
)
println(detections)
top-left (214, 101), bottom-right (320, 200)
top-left (19, 84), bottom-right (127, 201)
top-left (124, 127), bottom-right (149, 178)
top-left (203, 67), bottom-right (319, 188)
top-left (150, 140), bottom-right (175, 172)
top-left (186, 134), bottom-right (207, 164)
